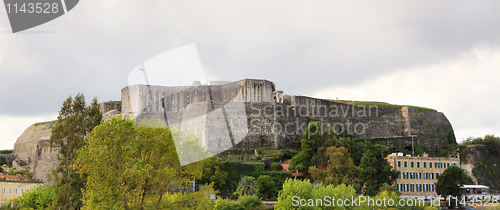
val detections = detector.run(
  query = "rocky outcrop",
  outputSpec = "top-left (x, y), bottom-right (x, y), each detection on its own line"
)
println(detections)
top-left (13, 122), bottom-right (53, 164)
top-left (461, 145), bottom-right (500, 190)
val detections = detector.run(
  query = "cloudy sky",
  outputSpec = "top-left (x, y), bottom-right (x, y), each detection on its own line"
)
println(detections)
top-left (1, 1), bottom-right (499, 150)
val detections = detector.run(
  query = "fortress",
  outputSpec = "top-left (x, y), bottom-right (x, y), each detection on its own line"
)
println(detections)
top-left (14, 79), bottom-right (454, 181)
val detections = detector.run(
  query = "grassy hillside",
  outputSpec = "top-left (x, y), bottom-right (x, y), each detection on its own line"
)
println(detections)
top-left (327, 100), bottom-right (435, 111)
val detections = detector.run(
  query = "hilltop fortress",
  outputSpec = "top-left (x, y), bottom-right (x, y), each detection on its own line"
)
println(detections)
top-left (14, 79), bottom-right (454, 181)
top-left (118, 79), bottom-right (453, 152)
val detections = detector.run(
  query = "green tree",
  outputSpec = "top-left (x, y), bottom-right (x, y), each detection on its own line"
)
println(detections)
top-left (275, 178), bottom-right (314, 210)
top-left (358, 143), bottom-right (398, 196)
top-left (49, 93), bottom-right (101, 209)
top-left (289, 122), bottom-right (323, 174)
top-left (256, 175), bottom-right (277, 200)
top-left (171, 127), bottom-right (212, 165)
top-left (236, 176), bottom-right (257, 196)
top-left (73, 115), bottom-right (209, 209)
top-left (0, 155), bottom-right (6, 166)
top-left (309, 146), bottom-right (360, 186)
top-left (199, 158), bottom-right (230, 191)
top-left (275, 178), bottom-right (358, 210)
top-left (237, 195), bottom-right (263, 209)
top-left (5, 185), bottom-right (54, 209)
top-left (436, 165), bottom-right (473, 208)
top-left (271, 162), bottom-right (283, 171)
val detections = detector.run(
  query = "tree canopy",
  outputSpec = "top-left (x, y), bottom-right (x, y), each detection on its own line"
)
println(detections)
top-left (73, 115), bottom-right (211, 209)
top-left (358, 143), bottom-right (398, 196)
top-left (50, 93), bottom-right (102, 209)
top-left (309, 146), bottom-right (360, 187)
top-left (436, 165), bottom-right (473, 200)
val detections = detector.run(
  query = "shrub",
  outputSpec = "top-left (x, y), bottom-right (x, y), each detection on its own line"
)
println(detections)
top-left (270, 162), bottom-right (283, 171)
top-left (276, 149), bottom-right (298, 161)
top-left (247, 171), bottom-right (292, 191)
top-left (237, 195), bottom-right (262, 209)
top-left (256, 175), bottom-right (277, 200)
top-left (214, 198), bottom-right (245, 210)
top-left (254, 164), bottom-right (265, 172)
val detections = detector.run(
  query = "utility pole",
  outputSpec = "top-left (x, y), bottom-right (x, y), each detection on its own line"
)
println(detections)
top-left (412, 135), bottom-right (414, 156)
top-left (409, 135), bottom-right (418, 156)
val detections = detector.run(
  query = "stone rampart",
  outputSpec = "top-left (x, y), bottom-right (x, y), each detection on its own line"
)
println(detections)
top-left (32, 140), bottom-right (60, 183)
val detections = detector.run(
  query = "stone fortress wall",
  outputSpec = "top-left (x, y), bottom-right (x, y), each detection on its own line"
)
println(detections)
top-left (120, 79), bottom-right (454, 154)
top-left (13, 78), bottom-right (454, 182)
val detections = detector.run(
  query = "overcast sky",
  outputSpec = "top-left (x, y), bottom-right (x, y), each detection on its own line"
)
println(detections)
top-left (1, 1), bottom-right (500, 150)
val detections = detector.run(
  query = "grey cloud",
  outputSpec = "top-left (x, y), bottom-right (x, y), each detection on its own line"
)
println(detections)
top-left (1, 1), bottom-right (499, 117)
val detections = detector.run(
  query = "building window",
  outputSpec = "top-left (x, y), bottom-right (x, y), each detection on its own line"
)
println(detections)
top-left (430, 184), bottom-right (434, 192)
top-left (403, 172), bottom-right (408, 179)
top-left (453, 163), bottom-right (457, 166)
top-left (436, 173), bottom-right (439, 179)
top-left (417, 162), bottom-right (420, 168)
top-left (9, 188), bottom-right (12, 195)
top-left (410, 172), bottom-right (415, 179)
top-left (15, 188), bottom-right (18, 195)
top-left (447, 163), bottom-right (450, 168)
top-left (430, 173), bottom-right (434, 179)
top-left (398, 173), bottom-right (401, 179)
top-left (404, 184), bottom-right (409, 192)
top-left (423, 162), bottom-right (427, 168)
top-left (417, 173), bottom-right (421, 179)
top-left (3, 188), bottom-right (5, 195)
top-left (424, 173), bottom-right (428, 179)
top-left (411, 162), bottom-right (414, 167)
top-left (21, 188), bottom-right (24, 195)
top-left (429, 162), bottom-right (432, 168)
top-left (410, 184), bottom-right (415, 192)
top-left (441, 163), bottom-right (445, 168)
top-left (404, 161), bottom-right (407, 167)
top-left (417, 184), bottom-right (421, 192)
top-left (423, 184), bottom-right (428, 192)
top-left (398, 161), bottom-right (401, 167)
top-left (398, 184), bottom-right (402, 192)
top-left (435, 162), bottom-right (439, 168)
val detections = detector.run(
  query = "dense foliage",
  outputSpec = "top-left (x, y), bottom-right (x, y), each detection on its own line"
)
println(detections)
top-left (1, 185), bottom-right (54, 210)
top-left (247, 171), bottom-right (293, 192)
top-left (309, 146), bottom-right (360, 186)
top-left (436, 165), bottom-right (473, 208)
top-left (358, 143), bottom-right (398, 196)
top-left (276, 178), bottom-right (435, 210)
top-left (463, 135), bottom-right (500, 156)
top-left (256, 175), bottom-right (277, 200)
top-left (73, 115), bottom-right (211, 209)
top-left (49, 93), bottom-right (102, 210)
top-left (275, 178), bottom-right (357, 210)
